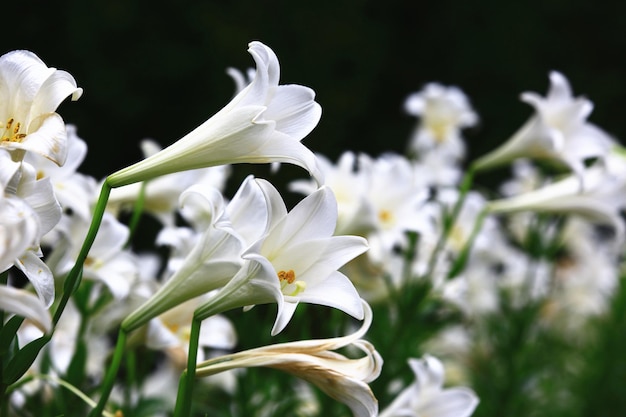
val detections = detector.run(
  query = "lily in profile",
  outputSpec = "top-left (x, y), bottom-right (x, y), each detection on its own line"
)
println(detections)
top-left (486, 149), bottom-right (626, 243)
top-left (195, 300), bottom-right (382, 417)
top-left (473, 71), bottom-right (614, 183)
top-left (107, 41), bottom-right (323, 188)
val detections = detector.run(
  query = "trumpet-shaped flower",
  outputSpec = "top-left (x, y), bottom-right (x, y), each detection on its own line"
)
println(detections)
top-left (196, 300), bottom-right (382, 417)
top-left (473, 71), bottom-right (614, 181)
top-left (379, 355), bottom-right (479, 417)
top-left (0, 50), bottom-right (82, 165)
top-left (122, 176), bottom-right (269, 332)
top-left (486, 151), bottom-right (626, 242)
top-left (107, 41), bottom-right (323, 188)
top-left (194, 180), bottom-right (369, 335)
top-left (107, 139), bottom-right (230, 226)
top-left (404, 83), bottom-right (478, 160)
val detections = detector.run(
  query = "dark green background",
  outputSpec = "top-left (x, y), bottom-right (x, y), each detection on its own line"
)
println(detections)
top-left (5, 0), bottom-right (626, 181)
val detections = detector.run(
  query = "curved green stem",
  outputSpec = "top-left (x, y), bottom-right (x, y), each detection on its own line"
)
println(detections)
top-left (53, 181), bottom-right (112, 327)
top-left (125, 181), bottom-right (147, 248)
top-left (31, 373), bottom-right (116, 417)
top-left (88, 329), bottom-right (127, 417)
top-left (174, 317), bottom-right (202, 417)
top-left (425, 166), bottom-right (476, 279)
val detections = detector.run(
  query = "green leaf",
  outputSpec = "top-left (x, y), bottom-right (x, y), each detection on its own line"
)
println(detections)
top-left (2, 335), bottom-right (50, 385)
top-left (66, 339), bottom-right (87, 386)
top-left (0, 316), bottom-right (24, 358)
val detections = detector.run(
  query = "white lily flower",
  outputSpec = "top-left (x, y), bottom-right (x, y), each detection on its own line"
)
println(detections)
top-left (107, 41), bottom-right (323, 188)
top-left (107, 139), bottom-right (230, 226)
top-left (380, 355), bottom-right (479, 417)
top-left (0, 50), bottom-right (82, 165)
top-left (290, 151), bottom-right (376, 236)
top-left (0, 193), bottom-right (39, 274)
top-left (145, 297), bottom-right (237, 367)
top-left (1, 156), bottom-right (60, 308)
top-left (404, 83), bottom-right (478, 160)
top-left (194, 180), bottom-right (368, 335)
top-left (473, 71), bottom-right (615, 181)
top-left (196, 300), bottom-right (382, 417)
top-left (0, 285), bottom-right (51, 333)
top-left (486, 151), bottom-right (626, 242)
top-left (25, 124), bottom-right (97, 222)
top-left (122, 176), bottom-right (268, 332)
top-left (49, 212), bottom-right (137, 299)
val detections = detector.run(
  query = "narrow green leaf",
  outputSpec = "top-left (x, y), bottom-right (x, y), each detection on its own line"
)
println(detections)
top-left (2, 335), bottom-right (50, 385)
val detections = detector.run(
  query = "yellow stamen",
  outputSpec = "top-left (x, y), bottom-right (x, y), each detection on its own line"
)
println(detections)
top-left (1, 117), bottom-right (27, 143)
top-left (277, 269), bottom-right (296, 284)
top-left (378, 210), bottom-right (392, 223)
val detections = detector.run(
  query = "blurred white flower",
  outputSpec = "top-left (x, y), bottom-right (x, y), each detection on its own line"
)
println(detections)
top-left (404, 83), bottom-right (478, 160)
top-left (290, 151), bottom-right (375, 236)
top-left (0, 50), bottom-right (82, 165)
top-left (50, 212), bottom-right (138, 299)
top-left (486, 151), bottom-right (626, 242)
top-left (474, 71), bottom-right (614, 182)
top-left (0, 285), bottom-right (51, 333)
top-left (196, 300), bottom-right (382, 417)
top-left (107, 41), bottom-right (323, 187)
top-left (380, 354), bottom-right (478, 417)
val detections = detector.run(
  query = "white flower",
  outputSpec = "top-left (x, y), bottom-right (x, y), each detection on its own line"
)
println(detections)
top-left (473, 71), bottom-right (615, 181)
top-left (196, 300), bottom-right (382, 417)
top-left (107, 41), bottom-right (323, 188)
top-left (404, 83), bottom-right (478, 160)
top-left (2, 154), bottom-right (60, 308)
top-left (194, 180), bottom-right (368, 336)
top-left (0, 50), bottom-right (82, 165)
top-left (122, 176), bottom-right (268, 332)
top-left (107, 139), bottom-right (230, 226)
top-left (0, 285), bottom-right (51, 333)
top-left (486, 151), bottom-right (626, 242)
top-left (25, 124), bottom-right (97, 222)
top-left (380, 355), bottom-right (479, 417)
top-left (290, 151), bottom-right (376, 236)
top-left (145, 297), bottom-right (237, 367)
top-left (49, 212), bottom-right (138, 299)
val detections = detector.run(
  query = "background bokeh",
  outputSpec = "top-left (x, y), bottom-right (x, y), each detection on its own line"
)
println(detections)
top-left (4, 0), bottom-right (626, 183)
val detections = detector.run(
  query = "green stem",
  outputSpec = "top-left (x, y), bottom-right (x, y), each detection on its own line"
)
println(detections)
top-left (125, 181), bottom-right (147, 248)
top-left (88, 329), bottom-right (127, 417)
top-left (35, 374), bottom-right (116, 417)
top-left (174, 317), bottom-right (202, 417)
top-left (447, 208), bottom-right (488, 279)
top-left (425, 166), bottom-right (475, 278)
top-left (52, 181), bottom-right (112, 327)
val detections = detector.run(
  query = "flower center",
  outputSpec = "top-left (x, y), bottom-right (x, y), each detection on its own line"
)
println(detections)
top-left (1, 118), bottom-right (27, 143)
top-left (277, 269), bottom-right (306, 296)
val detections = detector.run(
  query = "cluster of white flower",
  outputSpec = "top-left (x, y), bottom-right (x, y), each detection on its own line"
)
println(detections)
top-left (2, 39), bottom-right (624, 417)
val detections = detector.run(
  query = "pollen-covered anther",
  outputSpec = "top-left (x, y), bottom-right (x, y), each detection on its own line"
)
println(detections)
top-left (1, 117), bottom-right (27, 143)
top-left (277, 269), bottom-right (296, 284)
